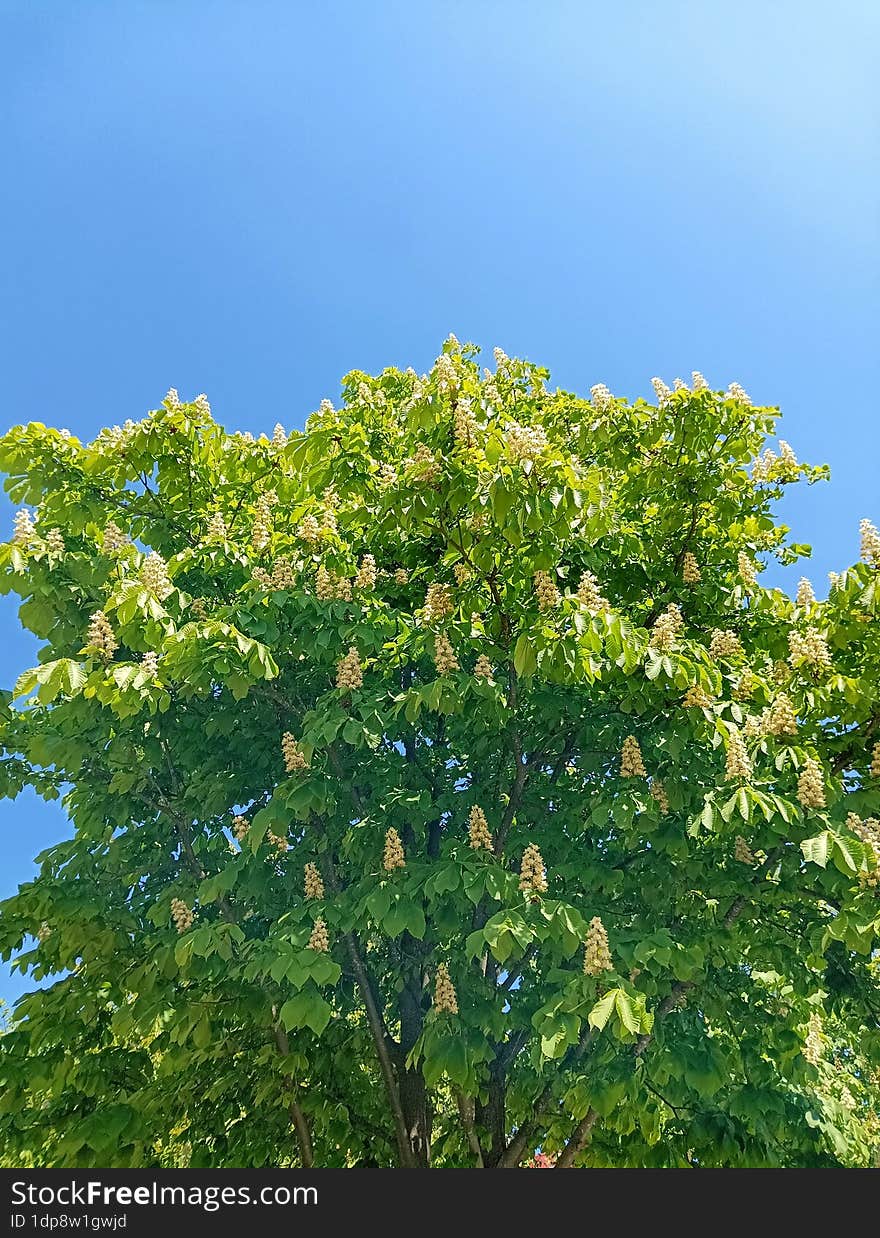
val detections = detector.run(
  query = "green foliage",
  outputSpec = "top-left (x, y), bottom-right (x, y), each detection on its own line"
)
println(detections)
top-left (0, 345), bottom-right (878, 1168)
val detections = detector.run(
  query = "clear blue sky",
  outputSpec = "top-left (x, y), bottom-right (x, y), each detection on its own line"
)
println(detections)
top-left (1, 1), bottom-right (877, 1004)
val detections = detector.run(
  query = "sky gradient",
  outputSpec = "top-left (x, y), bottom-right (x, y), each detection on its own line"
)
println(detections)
top-left (1, 1), bottom-right (878, 1003)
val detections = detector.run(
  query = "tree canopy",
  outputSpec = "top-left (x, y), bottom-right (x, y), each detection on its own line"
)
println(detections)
top-left (0, 341), bottom-right (878, 1168)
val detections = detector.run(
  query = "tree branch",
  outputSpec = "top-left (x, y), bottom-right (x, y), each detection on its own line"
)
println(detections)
top-left (271, 1020), bottom-right (315, 1168)
top-left (555, 1108), bottom-right (599, 1168)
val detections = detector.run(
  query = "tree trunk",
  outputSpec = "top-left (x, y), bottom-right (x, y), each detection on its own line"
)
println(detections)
top-left (476, 1066), bottom-right (506, 1166)
top-left (398, 943), bottom-right (431, 1166)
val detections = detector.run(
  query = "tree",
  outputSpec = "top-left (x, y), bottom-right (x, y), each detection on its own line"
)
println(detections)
top-left (0, 343), bottom-right (878, 1169)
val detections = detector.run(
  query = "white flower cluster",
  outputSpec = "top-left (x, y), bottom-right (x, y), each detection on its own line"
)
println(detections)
top-left (355, 554), bottom-right (377, 591)
top-left (576, 570), bottom-right (609, 612)
top-left (860, 518), bottom-right (880, 566)
top-left (691, 371), bottom-right (709, 391)
top-left (682, 552), bottom-right (701, 584)
top-left (383, 827), bottom-right (405, 871)
top-left (140, 551), bottom-right (173, 600)
top-left (651, 377), bottom-right (671, 405)
top-left (846, 812), bottom-right (880, 861)
top-left (141, 651), bottom-right (160, 678)
top-left (650, 778), bottom-right (669, 815)
top-left (453, 399), bottom-right (478, 447)
top-left (583, 917), bottom-right (612, 976)
top-left (433, 963), bottom-right (458, 1015)
top-left (803, 1014), bottom-right (823, 1066)
top-left (95, 419), bottom-right (139, 453)
top-left (733, 671), bottom-right (757, 701)
top-left (336, 647), bottom-right (363, 690)
top-left (727, 382), bottom-right (750, 403)
top-left (308, 919), bottom-right (330, 952)
top-left (788, 628), bottom-right (831, 672)
top-left (797, 756), bottom-right (826, 810)
top-left (734, 835), bottom-right (756, 865)
top-left (751, 450), bottom-right (777, 482)
top-left (710, 629), bottom-right (742, 660)
top-left (12, 509), bottom-right (35, 546)
top-left (432, 352), bottom-right (459, 395)
top-left (171, 898), bottom-right (194, 933)
top-left (316, 565), bottom-right (352, 601)
top-left (620, 735), bottom-right (646, 778)
top-left (297, 514), bottom-right (322, 545)
top-left (534, 570), bottom-right (559, 612)
top-left (765, 693), bottom-right (798, 737)
top-left (434, 633), bottom-right (459, 675)
top-left (304, 862), bottom-right (325, 900)
top-left (724, 729), bottom-right (752, 782)
top-left (468, 805), bottom-right (493, 851)
top-left (424, 582), bottom-right (453, 622)
top-left (505, 421), bottom-right (548, 463)
top-left (771, 659), bottom-right (790, 685)
top-left (683, 684), bottom-right (713, 709)
top-left (252, 494), bottom-right (274, 551)
top-left (206, 512), bottom-right (227, 540)
top-left (650, 604), bottom-right (682, 651)
top-left (519, 843), bottom-right (548, 895)
top-left (282, 732), bottom-right (308, 773)
top-left (474, 654), bottom-right (494, 681)
top-left (102, 521), bottom-right (129, 553)
top-left (269, 557), bottom-right (296, 589)
top-left (404, 444), bottom-right (441, 483)
top-left (795, 577), bottom-right (815, 607)
top-left (738, 552), bottom-right (757, 590)
top-left (87, 610), bottom-right (118, 661)
top-left (45, 528), bottom-right (64, 554)
top-left (590, 383), bottom-right (614, 412)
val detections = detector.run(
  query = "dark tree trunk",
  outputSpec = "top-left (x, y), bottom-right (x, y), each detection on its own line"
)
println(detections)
top-left (397, 938), bottom-right (431, 1166)
top-left (476, 1065), bottom-right (506, 1166)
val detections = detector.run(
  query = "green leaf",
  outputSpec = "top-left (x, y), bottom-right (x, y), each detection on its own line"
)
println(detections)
top-left (279, 988), bottom-right (332, 1037)
top-left (588, 989), bottom-right (617, 1032)
top-left (801, 832), bottom-right (830, 868)
top-left (831, 832), bottom-right (863, 876)
top-left (513, 634), bottom-right (537, 678)
top-left (614, 989), bottom-right (639, 1034)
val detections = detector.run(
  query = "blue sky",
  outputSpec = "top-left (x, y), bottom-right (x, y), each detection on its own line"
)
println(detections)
top-left (0, 1), bottom-right (877, 1004)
